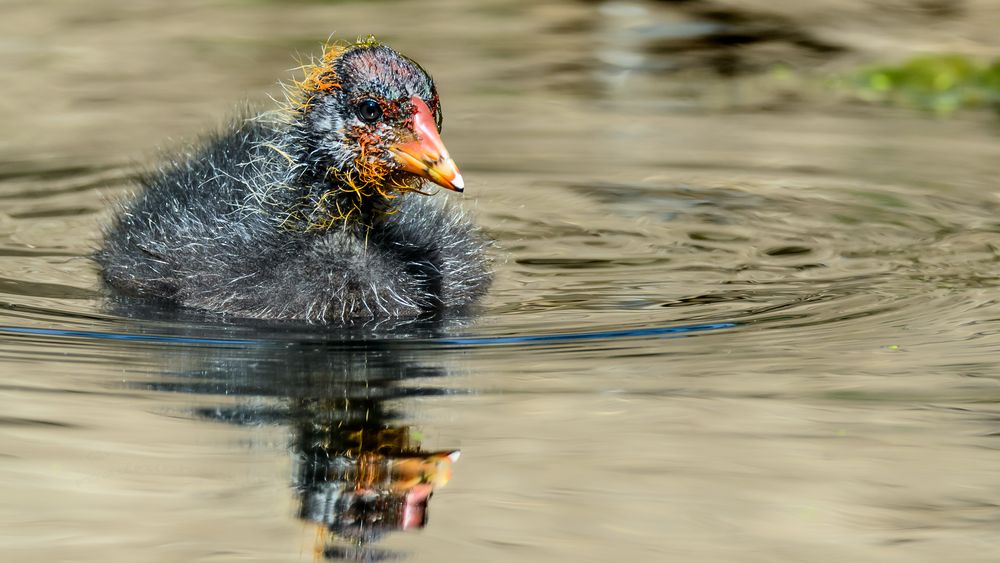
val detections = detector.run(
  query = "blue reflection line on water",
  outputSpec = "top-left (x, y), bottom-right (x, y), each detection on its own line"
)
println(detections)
top-left (0, 326), bottom-right (256, 345)
top-left (437, 322), bottom-right (736, 346)
top-left (0, 321), bottom-right (736, 347)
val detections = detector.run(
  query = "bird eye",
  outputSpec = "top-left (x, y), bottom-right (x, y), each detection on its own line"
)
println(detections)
top-left (356, 99), bottom-right (383, 123)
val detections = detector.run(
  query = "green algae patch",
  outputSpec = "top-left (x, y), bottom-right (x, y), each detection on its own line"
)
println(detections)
top-left (852, 55), bottom-right (1000, 116)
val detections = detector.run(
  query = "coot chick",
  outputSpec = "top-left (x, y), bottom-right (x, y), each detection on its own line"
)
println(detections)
top-left (98, 38), bottom-right (491, 322)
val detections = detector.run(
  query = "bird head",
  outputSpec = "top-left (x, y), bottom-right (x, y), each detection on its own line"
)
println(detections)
top-left (290, 39), bottom-right (464, 198)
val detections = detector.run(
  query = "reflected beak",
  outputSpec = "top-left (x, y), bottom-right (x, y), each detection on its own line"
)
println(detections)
top-left (390, 96), bottom-right (465, 192)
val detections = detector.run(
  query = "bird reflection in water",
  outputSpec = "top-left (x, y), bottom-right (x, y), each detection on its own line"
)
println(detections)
top-left (138, 325), bottom-right (463, 561)
top-left (290, 394), bottom-right (460, 559)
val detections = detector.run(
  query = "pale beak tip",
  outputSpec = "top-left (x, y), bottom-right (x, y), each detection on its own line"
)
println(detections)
top-left (451, 171), bottom-right (465, 193)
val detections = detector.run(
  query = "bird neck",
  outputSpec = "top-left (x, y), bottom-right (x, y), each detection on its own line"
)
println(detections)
top-left (285, 160), bottom-right (404, 233)
top-left (263, 122), bottom-right (418, 233)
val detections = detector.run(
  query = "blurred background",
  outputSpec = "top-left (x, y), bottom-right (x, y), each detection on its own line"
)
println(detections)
top-left (1, 1), bottom-right (1000, 562)
top-left (3, 0), bottom-right (999, 164)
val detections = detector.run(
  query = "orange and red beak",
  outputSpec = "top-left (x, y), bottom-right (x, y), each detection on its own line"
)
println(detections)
top-left (389, 96), bottom-right (465, 192)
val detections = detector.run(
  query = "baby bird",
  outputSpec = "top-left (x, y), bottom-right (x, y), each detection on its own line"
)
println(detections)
top-left (98, 38), bottom-right (491, 322)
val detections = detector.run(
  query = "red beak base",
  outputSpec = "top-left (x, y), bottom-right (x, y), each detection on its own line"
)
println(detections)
top-left (389, 97), bottom-right (464, 192)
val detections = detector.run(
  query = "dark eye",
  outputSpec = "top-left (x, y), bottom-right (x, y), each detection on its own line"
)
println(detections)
top-left (356, 99), bottom-right (383, 123)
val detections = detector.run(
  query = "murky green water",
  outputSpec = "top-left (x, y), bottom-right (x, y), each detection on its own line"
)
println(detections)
top-left (2, 1), bottom-right (1000, 561)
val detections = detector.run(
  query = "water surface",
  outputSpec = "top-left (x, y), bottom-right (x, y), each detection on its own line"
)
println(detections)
top-left (2, 1), bottom-right (1000, 561)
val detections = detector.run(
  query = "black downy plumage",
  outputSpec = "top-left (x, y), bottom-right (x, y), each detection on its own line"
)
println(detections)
top-left (97, 40), bottom-right (491, 322)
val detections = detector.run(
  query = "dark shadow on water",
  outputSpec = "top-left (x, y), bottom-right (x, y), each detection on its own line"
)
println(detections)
top-left (0, 289), bottom-right (738, 347)
top-left (100, 292), bottom-right (484, 341)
